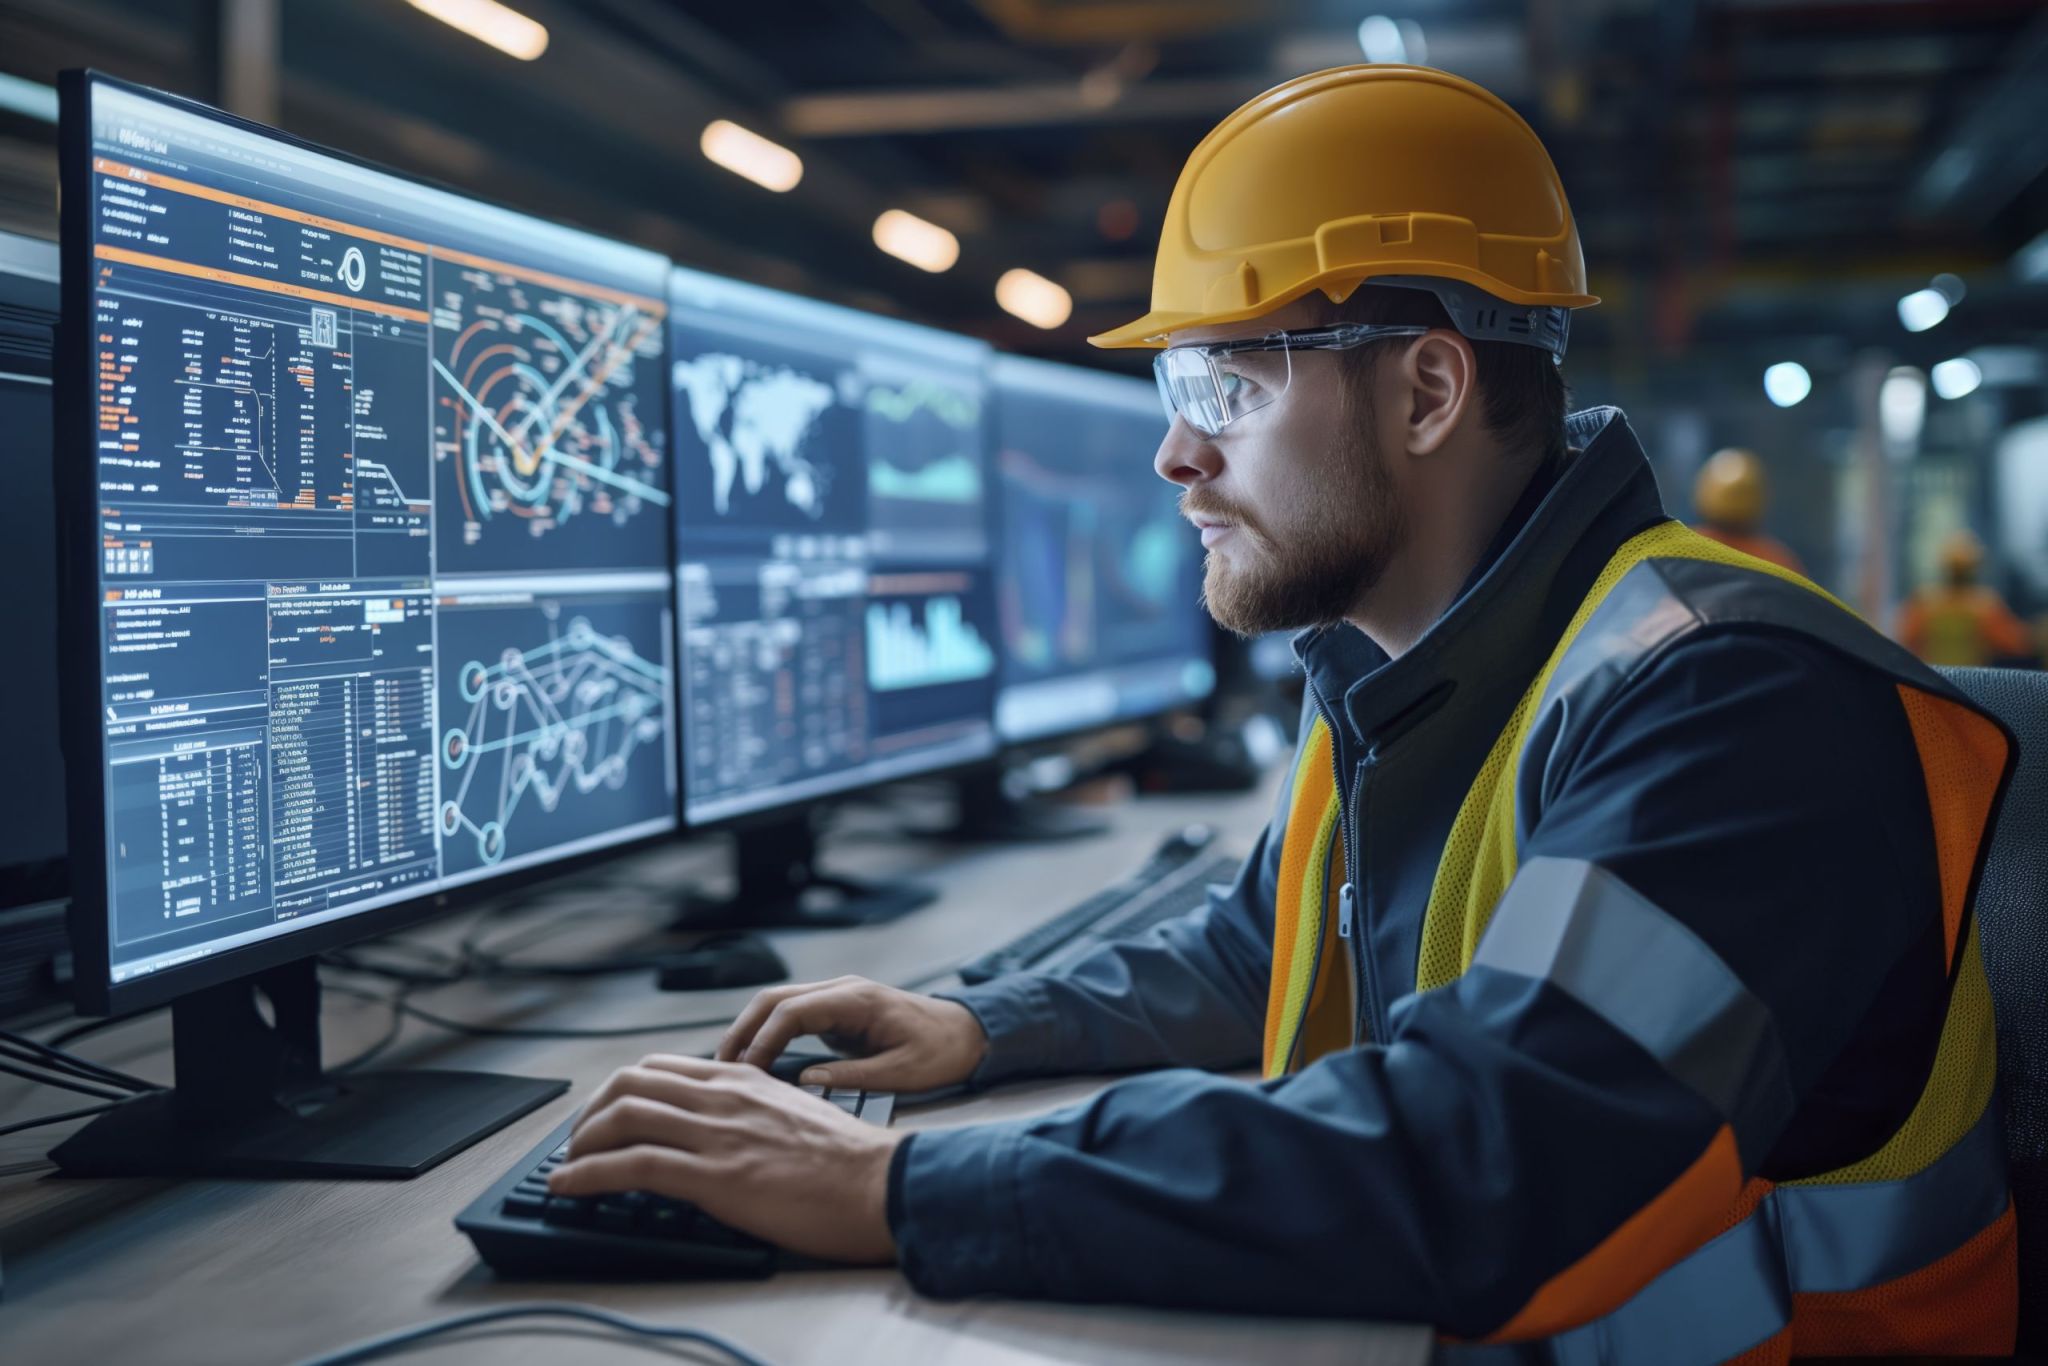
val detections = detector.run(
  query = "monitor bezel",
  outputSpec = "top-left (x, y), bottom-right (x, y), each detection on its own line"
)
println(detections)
top-left (665, 266), bottom-right (1004, 834)
top-left (984, 353), bottom-right (1216, 750)
top-left (58, 71), bottom-right (682, 1016)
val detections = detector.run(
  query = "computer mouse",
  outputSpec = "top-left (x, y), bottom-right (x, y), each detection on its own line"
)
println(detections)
top-left (766, 1050), bottom-right (838, 1085)
top-left (1155, 822), bottom-right (1217, 859)
top-left (654, 933), bottom-right (789, 991)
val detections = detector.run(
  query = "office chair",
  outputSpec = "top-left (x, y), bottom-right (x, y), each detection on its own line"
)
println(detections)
top-left (1943, 666), bottom-right (2048, 1354)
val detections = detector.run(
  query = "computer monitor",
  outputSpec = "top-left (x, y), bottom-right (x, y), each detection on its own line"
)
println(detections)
top-left (1248, 631), bottom-right (1301, 683)
top-left (0, 231), bottom-right (63, 917)
top-left (52, 72), bottom-right (678, 1174)
top-left (990, 355), bottom-right (1213, 746)
top-left (666, 266), bottom-right (998, 924)
top-left (0, 229), bottom-right (72, 1019)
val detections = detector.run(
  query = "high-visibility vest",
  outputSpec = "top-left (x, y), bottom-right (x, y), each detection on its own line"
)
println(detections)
top-left (1264, 521), bottom-right (2016, 1361)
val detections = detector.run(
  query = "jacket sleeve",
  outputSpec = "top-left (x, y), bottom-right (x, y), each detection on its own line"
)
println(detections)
top-left (928, 721), bottom-right (1300, 1083)
top-left (889, 631), bottom-right (1947, 1335)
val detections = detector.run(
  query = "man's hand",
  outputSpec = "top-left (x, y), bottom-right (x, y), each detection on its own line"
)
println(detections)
top-left (715, 975), bottom-right (988, 1093)
top-left (548, 1055), bottom-right (903, 1264)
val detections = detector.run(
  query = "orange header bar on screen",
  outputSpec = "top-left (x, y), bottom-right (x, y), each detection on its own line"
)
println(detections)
top-left (91, 156), bottom-right (667, 316)
top-left (94, 243), bottom-right (432, 324)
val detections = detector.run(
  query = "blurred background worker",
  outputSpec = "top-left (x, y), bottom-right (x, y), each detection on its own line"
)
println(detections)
top-left (1897, 529), bottom-right (2038, 667)
top-left (1690, 446), bottom-right (1805, 574)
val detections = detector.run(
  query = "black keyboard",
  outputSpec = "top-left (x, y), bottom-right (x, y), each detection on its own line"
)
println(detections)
top-left (457, 1082), bottom-right (894, 1279)
top-left (957, 826), bottom-right (1241, 984)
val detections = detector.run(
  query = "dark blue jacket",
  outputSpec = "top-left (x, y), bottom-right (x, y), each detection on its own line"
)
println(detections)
top-left (887, 409), bottom-right (1942, 1335)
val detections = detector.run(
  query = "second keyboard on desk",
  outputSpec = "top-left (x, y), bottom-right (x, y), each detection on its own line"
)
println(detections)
top-left (457, 1083), bottom-right (894, 1279)
top-left (957, 828), bottom-right (1243, 984)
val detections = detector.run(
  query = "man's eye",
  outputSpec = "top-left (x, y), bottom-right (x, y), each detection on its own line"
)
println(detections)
top-left (1219, 371), bottom-right (1264, 406)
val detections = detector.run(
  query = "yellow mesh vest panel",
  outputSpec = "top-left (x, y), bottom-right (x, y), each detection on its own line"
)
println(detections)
top-left (1415, 523), bottom-right (1849, 992)
top-left (1787, 928), bottom-right (1997, 1186)
top-left (1411, 519), bottom-right (2003, 1198)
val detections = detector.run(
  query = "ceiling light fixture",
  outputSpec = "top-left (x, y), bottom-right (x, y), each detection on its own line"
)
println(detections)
top-left (996, 269), bottom-right (1072, 330)
top-left (700, 120), bottom-right (803, 193)
top-left (873, 210), bottom-right (960, 273)
top-left (404, 0), bottom-right (549, 61)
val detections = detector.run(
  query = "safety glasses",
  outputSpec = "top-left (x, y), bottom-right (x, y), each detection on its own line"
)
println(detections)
top-left (1153, 323), bottom-right (1431, 437)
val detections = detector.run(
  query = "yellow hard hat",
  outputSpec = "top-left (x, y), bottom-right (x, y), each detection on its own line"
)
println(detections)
top-left (1939, 530), bottom-right (1985, 580)
top-left (1090, 64), bottom-right (1598, 350)
top-left (1694, 448), bottom-right (1767, 529)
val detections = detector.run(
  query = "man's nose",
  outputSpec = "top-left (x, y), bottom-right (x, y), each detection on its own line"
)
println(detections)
top-left (1155, 416), bottom-right (1221, 487)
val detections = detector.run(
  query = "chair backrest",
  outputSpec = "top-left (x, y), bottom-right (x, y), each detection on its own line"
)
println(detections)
top-left (1942, 666), bottom-right (2048, 1353)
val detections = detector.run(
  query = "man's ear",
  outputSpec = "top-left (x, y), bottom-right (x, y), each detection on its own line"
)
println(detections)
top-left (1396, 330), bottom-right (1477, 456)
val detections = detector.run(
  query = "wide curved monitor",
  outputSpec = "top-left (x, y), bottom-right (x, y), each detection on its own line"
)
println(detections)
top-left (60, 75), bottom-right (677, 1010)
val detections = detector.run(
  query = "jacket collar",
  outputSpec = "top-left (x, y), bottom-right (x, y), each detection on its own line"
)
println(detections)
top-left (1294, 406), bottom-right (1669, 749)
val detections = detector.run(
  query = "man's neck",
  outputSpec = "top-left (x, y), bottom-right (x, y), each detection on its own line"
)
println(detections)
top-left (1346, 449), bottom-right (1553, 659)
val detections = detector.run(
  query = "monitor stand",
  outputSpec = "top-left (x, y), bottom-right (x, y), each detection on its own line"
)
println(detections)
top-left (50, 960), bottom-right (566, 1179)
top-left (934, 767), bottom-right (1108, 843)
top-left (670, 814), bottom-right (934, 931)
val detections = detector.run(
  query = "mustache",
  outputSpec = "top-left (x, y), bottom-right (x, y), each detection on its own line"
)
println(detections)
top-left (1179, 490), bottom-right (1262, 538)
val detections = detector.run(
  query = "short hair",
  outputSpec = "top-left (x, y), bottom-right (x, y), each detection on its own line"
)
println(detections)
top-left (1309, 282), bottom-right (1570, 467)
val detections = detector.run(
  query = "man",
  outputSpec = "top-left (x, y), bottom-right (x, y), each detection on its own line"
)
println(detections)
top-left (551, 66), bottom-right (2017, 1360)
top-left (1690, 446), bottom-right (1806, 573)
top-left (1897, 529), bottom-right (2035, 668)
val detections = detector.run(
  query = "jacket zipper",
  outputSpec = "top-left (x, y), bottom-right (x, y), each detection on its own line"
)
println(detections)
top-left (1342, 752), bottom-right (1379, 1044)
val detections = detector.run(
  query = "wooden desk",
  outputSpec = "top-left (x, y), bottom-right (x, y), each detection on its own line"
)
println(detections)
top-left (0, 782), bottom-right (1429, 1365)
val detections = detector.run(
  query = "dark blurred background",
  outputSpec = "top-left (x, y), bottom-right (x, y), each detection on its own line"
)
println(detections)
top-left (0, 0), bottom-right (2043, 625)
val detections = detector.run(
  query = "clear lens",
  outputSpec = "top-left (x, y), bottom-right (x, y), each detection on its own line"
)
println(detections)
top-left (1154, 337), bottom-right (1293, 437)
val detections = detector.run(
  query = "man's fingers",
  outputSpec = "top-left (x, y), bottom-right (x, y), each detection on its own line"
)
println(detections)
top-left (742, 987), bottom-right (869, 1068)
top-left (715, 977), bottom-right (862, 1061)
top-left (796, 1049), bottom-right (905, 1091)
top-left (570, 1064), bottom-right (728, 1135)
top-left (715, 982), bottom-right (814, 1062)
top-left (569, 1093), bottom-right (724, 1161)
top-left (549, 1144), bottom-right (709, 1201)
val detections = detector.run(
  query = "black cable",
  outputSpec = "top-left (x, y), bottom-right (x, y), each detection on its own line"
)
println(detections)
top-left (0, 1028), bottom-right (159, 1092)
top-left (44, 1010), bottom-right (159, 1050)
top-left (0, 1040), bottom-right (150, 1095)
top-left (291, 1303), bottom-right (773, 1366)
top-left (317, 949), bottom-right (467, 988)
top-left (330, 981), bottom-right (419, 1074)
top-left (320, 982), bottom-right (738, 1040)
top-left (0, 1058), bottom-right (132, 1102)
top-left (0, 1102), bottom-right (121, 1140)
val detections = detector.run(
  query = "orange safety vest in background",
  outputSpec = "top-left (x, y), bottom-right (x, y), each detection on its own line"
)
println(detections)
top-left (1897, 586), bottom-right (2034, 668)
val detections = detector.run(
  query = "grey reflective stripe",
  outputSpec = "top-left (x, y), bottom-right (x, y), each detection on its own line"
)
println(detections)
top-left (1548, 1209), bottom-right (1789, 1366)
top-left (1442, 1103), bottom-right (2012, 1366)
top-left (1777, 1099), bottom-right (2009, 1294)
top-left (1439, 1207), bottom-right (1787, 1366)
top-left (1472, 857), bottom-right (1797, 1155)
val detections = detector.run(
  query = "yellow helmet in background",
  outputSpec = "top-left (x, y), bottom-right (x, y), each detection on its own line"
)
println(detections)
top-left (1694, 448), bottom-right (1768, 530)
top-left (1089, 64), bottom-right (1598, 351)
top-left (1939, 529), bottom-right (1986, 582)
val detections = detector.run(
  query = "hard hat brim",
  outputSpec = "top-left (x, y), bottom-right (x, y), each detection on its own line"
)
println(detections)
top-left (1088, 265), bottom-right (1599, 349)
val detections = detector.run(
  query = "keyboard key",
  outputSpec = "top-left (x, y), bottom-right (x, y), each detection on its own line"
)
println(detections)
top-left (501, 1192), bottom-right (547, 1218)
top-left (591, 1200), bottom-right (637, 1231)
top-left (641, 1201), bottom-right (687, 1236)
top-left (542, 1196), bottom-right (594, 1227)
top-left (800, 1082), bottom-right (867, 1114)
